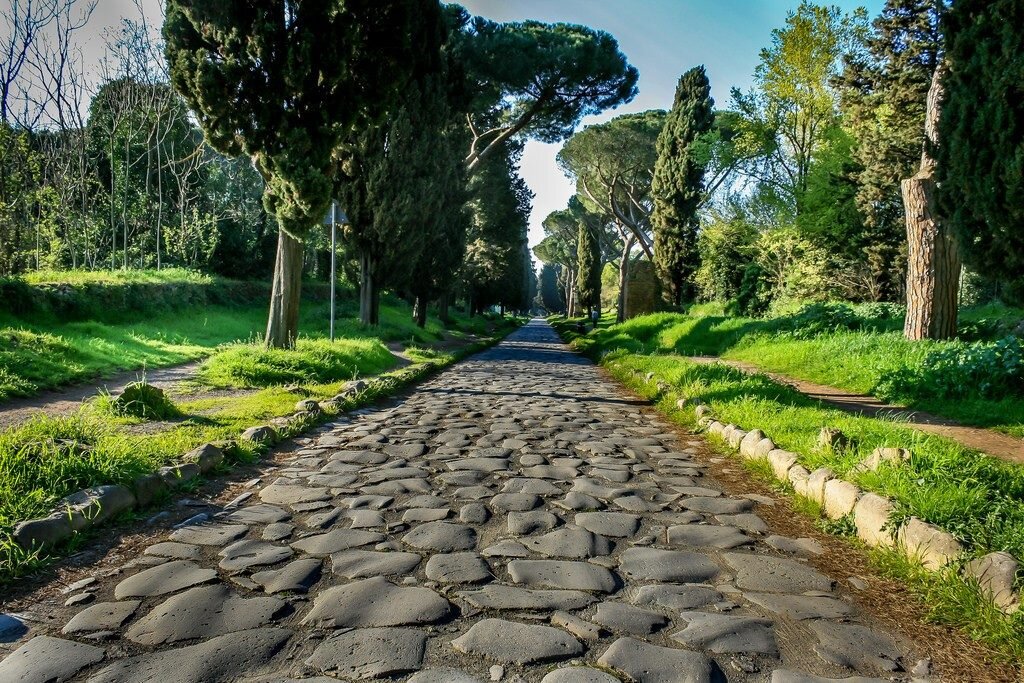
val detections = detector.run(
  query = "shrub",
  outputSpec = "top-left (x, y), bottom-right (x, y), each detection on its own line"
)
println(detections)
top-left (877, 336), bottom-right (1024, 401)
top-left (100, 380), bottom-right (181, 420)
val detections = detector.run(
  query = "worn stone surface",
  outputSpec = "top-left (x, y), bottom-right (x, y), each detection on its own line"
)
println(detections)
top-left (452, 618), bottom-right (583, 664)
top-left (1, 320), bottom-right (919, 683)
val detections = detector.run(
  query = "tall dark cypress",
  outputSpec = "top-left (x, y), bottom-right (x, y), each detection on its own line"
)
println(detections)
top-left (651, 66), bottom-right (714, 307)
top-left (937, 0), bottom-right (1024, 302)
top-left (575, 206), bottom-right (602, 319)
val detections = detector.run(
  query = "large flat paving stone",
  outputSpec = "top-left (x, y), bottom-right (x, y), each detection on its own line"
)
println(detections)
top-left (592, 602), bottom-right (669, 635)
top-left (289, 529), bottom-right (385, 557)
top-left (745, 592), bottom-right (855, 620)
top-left (402, 521), bottom-right (477, 551)
top-left (508, 560), bottom-right (618, 593)
top-left (86, 627), bottom-right (292, 683)
top-left (597, 637), bottom-right (716, 683)
top-left (222, 504), bottom-right (291, 524)
top-left (425, 552), bottom-right (492, 584)
top-left (521, 526), bottom-right (611, 558)
top-left (259, 483), bottom-right (331, 505)
top-left (301, 576), bottom-right (451, 628)
top-left (62, 600), bottom-right (140, 634)
top-left (457, 585), bottom-right (598, 611)
top-left (124, 584), bottom-right (285, 645)
top-left (617, 547), bottom-right (719, 583)
top-left (408, 669), bottom-right (484, 682)
top-left (0, 635), bottom-right (105, 683)
top-left (251, 558), bottom-right (323, 594)
top-left (169, 522), bottom-right (248, 546)
top-left (632, 584), bottom-right (722, 611)
top-left (113, 560), bottom-right (217, 599)
top-left (451, 618), bottom-right (583, 664)
top-left (330, 549), bottom-right (422, 578)
top-left (305, 627), bottom-right (427, 680)
top-left (722, 552), bottom-right (835, 594)
top-left (667, 524), bottom-right (752, 549)
top-left (573, 512), bottom-right (640, 537)
top-left (219, 539), bottom-right (293, 571)
top-left (671, 611), bottom-right (778, 655)
top-left (541, 668), bottom-right (620, 683)
top-left (808, 621), bottom-right (903, 672)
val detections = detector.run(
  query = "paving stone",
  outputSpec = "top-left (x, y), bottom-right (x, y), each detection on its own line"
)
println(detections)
top-left (403, 508), bottom-right (450, 523)
top-left (457, 586), bottom-right (597, 611)
top-left (489, 492), bottom-right (542, 512)
top-left (679, 497), bottom-right (754, 514)
top-left (808, 621), bottom-right (903, 672)
top-left (305, 627), bottom-right (426, 679)
top-left (574, 512), bottom-right (640, 538)
top-left (0, 613), bottom-right (28, 643)
top-left (402, 521), bottom-right (477, 551)
top-left (289, 529), bottom-right (385, 557)
top-left (508, 560), bottom-right (618, 592)
top-left (667, 524), bottom-right (751, 549)
top-left (597, 637), bottom-right (715, 683)
top-left (671, 612), bottom-right (778, 655)
top-left (541, 668), bottom-right (619, 683)
top-left (63, 600), bottom-right (140, 634)
top-left (765, 535), bottom-right (824, 557)
top-left (407, 669), bottom-right (483, 683)
top-left (259, 483), bottom-right (331, 506)
top-left (219, 539), bottom-right (293, 571)
top-left (722, 552), bottom-right (834, 594)
top-left (482, 539), bottom-right (530, 557)
top-left (617, 547), bottom-right (719, 583)
top-left (330, 549), bottom-right (422, 578)
top-left (86, 627), bottom-right (292, 683)
top-left (502, 478), bottom-right (561, 496)
top-left (592, 602), bottom-right (669, 635)
top-left (714, 513), bottom-right (770, 534)
top-left (301, 576), bottom-right (451, 628)
top-left (521, 526), bottom-right (611, 558)
top-left (251, 558), bottom-right (323, 594)
top-left (768, 671), bottom-right (889, 683)
top-left (451, 618), bottom-right (583, 664)
top-left (113, 560), bottom-right (218, 599)
top-left (0, 635), bottom-right (104, 683)
top-left (144, 542), bottom-right (201, 559)
top-left (425, 552), bottom-right (492, 584)
top-left (551, 610), bottom-right (603, 640)
top-left (222, 504), bottom-right (291, 525)
top-left (262, 523), bottom-right (295, 541)
top-left (744, 592), bottom-right (854, 620)
top-left (507, 510), bottom-right (560, 534)
top-left (124, 584), bottom-right (285, 645)
top-left (169, 522), bottom-right (249, 546)
top-left (459, 503), bottom-right (491, 524)
top-left (632, 584), bottom-right (722, 611)
top-left (552, 492), bottom-right (603, 511)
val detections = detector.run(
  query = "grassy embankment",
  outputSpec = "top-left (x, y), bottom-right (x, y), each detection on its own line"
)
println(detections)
top-left (552, 310), bottom-right (1024, 660)
top-left (569, 302), bottom-right (1024, 438)
top-left (0, 269), bottom-right (520, 582)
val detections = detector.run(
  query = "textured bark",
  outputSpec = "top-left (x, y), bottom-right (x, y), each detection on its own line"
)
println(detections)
top-left (413, 296), bottom-right (428, 328)
top-left (438, 292), bottom-right (451, 323)
top-left (617, 234), bottom-right (635, 323)
top-left (903, 62), bottom-right (960, 341)
top-left (359, 251), bottom-right (379, 326)
top-left (265, 229), bottom-right (304, 348)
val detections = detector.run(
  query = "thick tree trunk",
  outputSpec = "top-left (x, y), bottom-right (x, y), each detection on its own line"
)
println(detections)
top-left (359, 251), bottom-right (378, 326)
top-left (413, 296), bottom-right (428, 328)
top-left (617, 235), bottom-right (635, 323)
top-left (903, 61), bottom-right (960, 341)
top-left (438, 292), bottom-right (451, 323)
top-left (265, 229), bottom-right (304, 348)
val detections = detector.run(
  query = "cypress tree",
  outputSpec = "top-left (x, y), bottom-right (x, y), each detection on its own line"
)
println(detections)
top-left (163, 0), bottom-right (437, 347)
top-left (937, 0), bottom-right (1024, 301)
top-left (651, 66), bottom-right (714, 307)
top-left (575, 204), bottom-right (602, 321)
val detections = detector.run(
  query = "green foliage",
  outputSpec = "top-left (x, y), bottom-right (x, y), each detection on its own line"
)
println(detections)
top-left (652, 66), bottom-right (715, 305)
top-left (100, 380), bottom-right (181, 420)
top-left (878, 336), bottom-right (1024, 401)
top-left (695, 211), bottom-right (758, 303)
top-left (575, 204), bottom-right (603, 314)
top-left (197, 338), bottom-right (396, 389)
top-left (938, 0), bottom-right (1024, 302)
top-left (539, 263), bottom-right (565, 314)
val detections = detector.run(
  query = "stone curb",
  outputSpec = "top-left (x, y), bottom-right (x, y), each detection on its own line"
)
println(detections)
top-left (690, 406), bottom-right (1021, 616)
top-left (9, 342), bottom-right (491, 556)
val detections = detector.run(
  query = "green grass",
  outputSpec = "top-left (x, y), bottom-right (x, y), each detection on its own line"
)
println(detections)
top-left (197, 338), bottom-right (397, 388)
top-left (16, 267), bottom-right (215, 285)
top-left (554, 304), bottom-right (1024, 438)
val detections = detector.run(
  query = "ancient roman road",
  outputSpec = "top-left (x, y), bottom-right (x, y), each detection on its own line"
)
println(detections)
top-left (0, 319), bottom-right (921, 682)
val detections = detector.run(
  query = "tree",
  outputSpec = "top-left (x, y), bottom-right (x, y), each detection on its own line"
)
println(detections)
top-left (575, 205), bottom-right (602, 321)
top-left (651, 66), bottom-right (715, 306)
top-left (164, 0), bottom-right (434, 347)
top-left (538, 263), bottom-right (564, 313)
top-left (452, 8), bottom-right (639, 172)
top-left (903, 62), bottom-right (959, 340)
top-left (838, 0), bottom-right (944, 300)
top-left (732, 2), bottom-right (867, 214)
top-left (938, 0), bottom-right (1024, 303)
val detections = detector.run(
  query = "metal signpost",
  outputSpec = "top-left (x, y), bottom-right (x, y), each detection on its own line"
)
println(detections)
top-left (322, 200), bottom-right (347, 342)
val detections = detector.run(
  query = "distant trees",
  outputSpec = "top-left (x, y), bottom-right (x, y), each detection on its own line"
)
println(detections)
top-left (651, 66), bottom-right (714, 306)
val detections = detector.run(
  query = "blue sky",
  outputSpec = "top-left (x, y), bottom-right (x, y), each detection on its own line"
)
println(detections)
top-left (458, 0), bottom-right (884, 249)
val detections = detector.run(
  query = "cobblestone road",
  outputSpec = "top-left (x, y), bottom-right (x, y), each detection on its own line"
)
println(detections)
top-left (0, 320), bottom-right (920, 682)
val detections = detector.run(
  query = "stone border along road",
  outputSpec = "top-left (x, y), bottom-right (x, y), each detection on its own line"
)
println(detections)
top-left (0, 319), bottom-right (926, 683)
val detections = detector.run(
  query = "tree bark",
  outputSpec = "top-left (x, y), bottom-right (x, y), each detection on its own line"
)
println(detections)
top-left (438, 292), bottom-right (451, 323)
top-left (617, 234), bottom-right (635, 323)
top-left (903, 62), bottom-right (960, 341)
top-left (359, 251), bottom-right (378, 326)
top-left (265, 229), bottom-right (304, 348)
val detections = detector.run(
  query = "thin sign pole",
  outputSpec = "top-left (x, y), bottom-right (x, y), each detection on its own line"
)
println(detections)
top-left (330, 202), bottom-right (336, 342)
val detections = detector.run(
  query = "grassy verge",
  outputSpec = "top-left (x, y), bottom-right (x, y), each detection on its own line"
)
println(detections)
top-left (0, 313), bottom-right (522, 583)
top-left (553, 317), bottom-right (1024, 659)
top-left (561, 305), bottom-right (1024, 438)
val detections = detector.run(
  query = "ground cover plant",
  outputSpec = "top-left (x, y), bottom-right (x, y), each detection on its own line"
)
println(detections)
top-left (560, 303), bottom-right (1024, 438)
top-left (553, 319), bottom-right (1024, 659)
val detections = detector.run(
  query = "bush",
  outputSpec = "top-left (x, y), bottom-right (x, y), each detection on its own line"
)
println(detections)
top-left (878, 336), bottom-right (1024, 401)
top-left (100, 381), bottom-right (180, 420)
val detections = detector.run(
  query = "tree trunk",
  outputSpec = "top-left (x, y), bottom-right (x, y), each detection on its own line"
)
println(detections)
top-left (359, 251), bottom-right (377, 326)
top-left (265, 229), bottom-right (304, 348)
top-left (903, 61), bottom-right (960, 341)
top-left (413, 296), bottom-right (428, 328)
top-left (617, 235), bottom-right (635, 323)
top-left (438, 292), bottom-right (451, 324)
